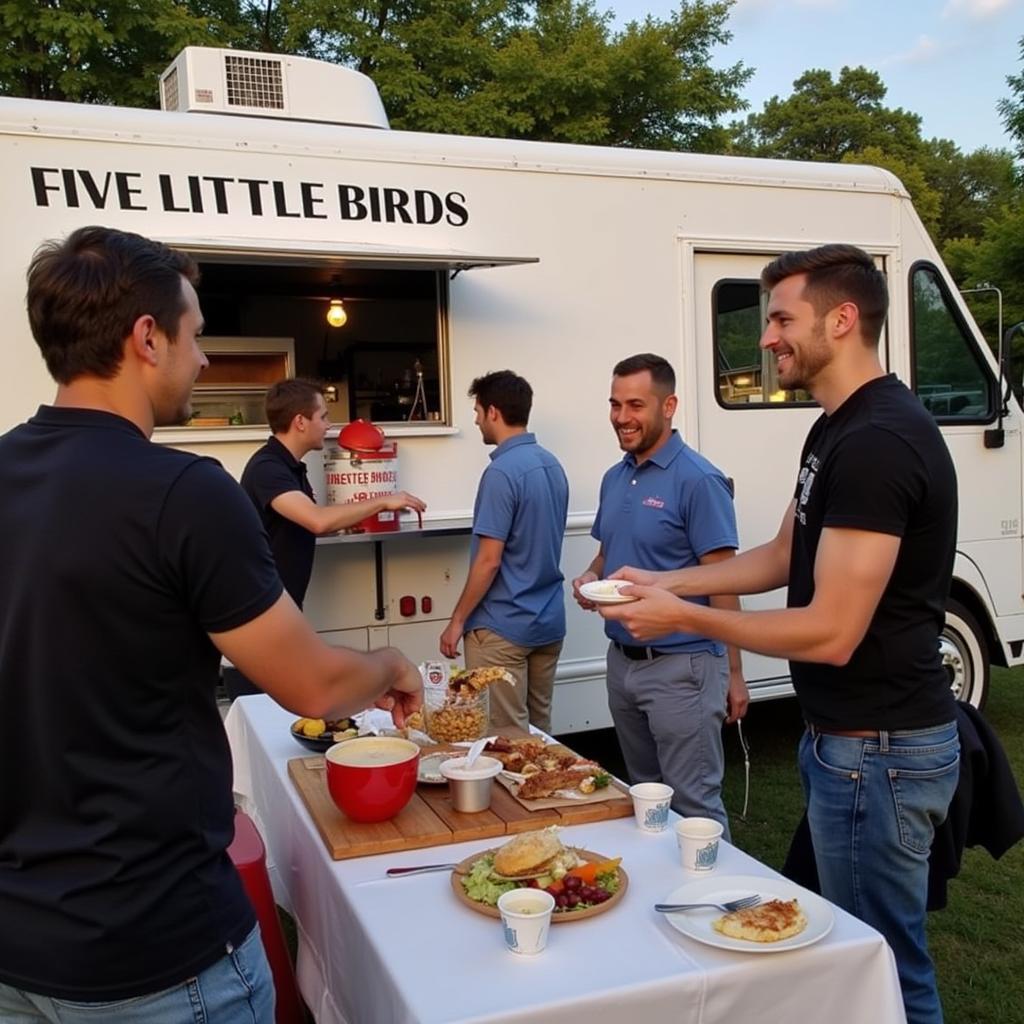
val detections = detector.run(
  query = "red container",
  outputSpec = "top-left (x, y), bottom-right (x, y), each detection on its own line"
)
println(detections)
top-left (323, 441), bottom-right (400, 533)
top-left (324, 736), bottom-right (420, 822)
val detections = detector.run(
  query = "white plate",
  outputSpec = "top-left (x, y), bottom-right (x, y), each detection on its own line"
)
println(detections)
top-left (417, 753), bottom-right (450, 785)
top-left (660, 873), bottom-right (834, 953)
top-left (579, 579), bottom-right (638, 604)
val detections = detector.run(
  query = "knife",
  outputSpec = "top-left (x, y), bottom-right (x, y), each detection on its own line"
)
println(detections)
top-left (386, 863), bottom-right (458, 876)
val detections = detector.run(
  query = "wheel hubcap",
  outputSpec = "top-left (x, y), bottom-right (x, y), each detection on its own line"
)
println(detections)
top-left (939, 633), bottom-right (968, 699)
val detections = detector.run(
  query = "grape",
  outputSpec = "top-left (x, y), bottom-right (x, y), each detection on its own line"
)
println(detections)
top-left (566, 892), bottom-right (580, 908)
top-left (555, 893), bottom-right (569, 909)
top-left (563, 875), bottom-right (581, 892)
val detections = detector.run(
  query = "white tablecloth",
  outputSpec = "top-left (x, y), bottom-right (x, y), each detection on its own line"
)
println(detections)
top-left (225, 695), bottom-right (907, 1024)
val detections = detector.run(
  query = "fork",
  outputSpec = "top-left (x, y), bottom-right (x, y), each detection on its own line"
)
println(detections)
top-left (654, 894), bottom-right (761, 914)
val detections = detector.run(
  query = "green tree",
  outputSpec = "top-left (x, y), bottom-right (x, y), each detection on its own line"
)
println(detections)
top-left (0, 0), bottom-right (245, 106)
top-left (257, 0), bottom-right (752, 148)
top-left (944, 204), bottom-right (1024, 373)
top-left (732, 66), bottom-right (924, 164)
top-left (997, 35), bottom-right (1024, 162)
top-left (922, 140), bottom-right (1019, 244)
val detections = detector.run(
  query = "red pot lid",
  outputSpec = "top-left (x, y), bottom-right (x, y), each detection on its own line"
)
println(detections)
top-left (338, 418), bottom-right (385, 451)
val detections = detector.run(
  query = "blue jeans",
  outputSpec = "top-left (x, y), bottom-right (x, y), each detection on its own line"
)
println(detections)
top-left (799, 723), bottom-right (959, 1024)
top-left (0, 925), bottom-right (274, 1023)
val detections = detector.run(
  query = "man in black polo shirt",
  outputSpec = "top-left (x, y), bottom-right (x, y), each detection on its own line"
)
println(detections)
top-left (0, 227), bottom-right (421, 1023)
top-left (225, 379), bottom-right (425, 697)
top-left (241, 378), bottom-right (426, 609)
top-left (601, 245), bottom-right (959, 1024)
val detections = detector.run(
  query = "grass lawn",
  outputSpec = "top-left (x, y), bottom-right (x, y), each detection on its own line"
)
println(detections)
top-left (599, 669), bottom-right (1024, 1024)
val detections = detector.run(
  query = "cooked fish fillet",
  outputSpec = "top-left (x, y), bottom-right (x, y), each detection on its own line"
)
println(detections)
top-left (517, 768), bottom-right (595, 800)
top-left (712, 899), bottom-right (808, 942)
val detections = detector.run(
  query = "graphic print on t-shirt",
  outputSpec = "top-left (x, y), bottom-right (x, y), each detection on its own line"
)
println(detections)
top-left (796, 452), bottom-right (821, 526)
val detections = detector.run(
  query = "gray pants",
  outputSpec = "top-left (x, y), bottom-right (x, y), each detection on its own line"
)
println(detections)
top-left (606, 643), bottom-right (731, 841)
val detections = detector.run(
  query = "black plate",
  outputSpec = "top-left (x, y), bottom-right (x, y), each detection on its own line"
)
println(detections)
top-left (290, 722), bottom-right (358, 753)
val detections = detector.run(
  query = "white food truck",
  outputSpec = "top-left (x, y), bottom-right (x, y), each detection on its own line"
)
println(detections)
top-left (0, 47), bottom-right (1016, 730)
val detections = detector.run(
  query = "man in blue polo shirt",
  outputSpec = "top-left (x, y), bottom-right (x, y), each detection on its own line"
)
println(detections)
top-left (572, 353), bottom-right (747, 837)
top-left (440, 370), bottom-right (569, 733)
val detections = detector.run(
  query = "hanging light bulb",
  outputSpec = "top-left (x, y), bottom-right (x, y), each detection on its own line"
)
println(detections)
top-left (326, 298), bottom-right (348, 328)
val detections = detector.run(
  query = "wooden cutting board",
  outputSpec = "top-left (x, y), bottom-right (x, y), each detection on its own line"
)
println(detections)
top-left (288, 734), bottom-right (634, 860)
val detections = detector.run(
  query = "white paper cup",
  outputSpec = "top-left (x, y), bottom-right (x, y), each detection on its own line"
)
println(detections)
top-left (675, 816), bottom-right (724, 871)
top-left (628, 782), bottom-right (673, 833)
top-left (497, 888), bottom-right (556, 955)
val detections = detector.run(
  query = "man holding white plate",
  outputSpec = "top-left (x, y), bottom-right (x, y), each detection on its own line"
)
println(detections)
top-left (572, 352), bottom-right (748, 839)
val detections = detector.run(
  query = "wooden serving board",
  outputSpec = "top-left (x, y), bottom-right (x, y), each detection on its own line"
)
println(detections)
top-left (288, 733), bottom-right (634, 861)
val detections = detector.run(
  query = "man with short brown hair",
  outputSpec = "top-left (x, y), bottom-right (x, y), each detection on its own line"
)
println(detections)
top-left (0, 226), bottom-right (421, 1023)
top-left (603, 246), bottom-right (959, 1024)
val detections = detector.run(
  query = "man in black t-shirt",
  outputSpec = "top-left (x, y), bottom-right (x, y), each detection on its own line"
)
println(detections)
top-left (600, 245), bottom-right (959, 1024)
top-left (0, 227), bottom-right (422, 1023)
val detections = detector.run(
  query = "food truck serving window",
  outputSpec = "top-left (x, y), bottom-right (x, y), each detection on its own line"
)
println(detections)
top-left (160, 242), bottom-right (537, 431)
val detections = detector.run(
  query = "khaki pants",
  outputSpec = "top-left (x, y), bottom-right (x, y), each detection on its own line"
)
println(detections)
top-left (464, 628), bottom-right (562, 734)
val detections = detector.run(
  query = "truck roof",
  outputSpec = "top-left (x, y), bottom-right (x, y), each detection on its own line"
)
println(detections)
top-left (0, 95), bottom-right (907, 198)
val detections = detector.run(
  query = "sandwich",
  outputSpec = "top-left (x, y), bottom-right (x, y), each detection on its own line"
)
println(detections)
top-left (491, 828), bottom-right (582, 881)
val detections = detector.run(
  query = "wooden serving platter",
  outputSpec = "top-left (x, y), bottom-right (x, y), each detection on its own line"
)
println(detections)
top-left (450, 847), bottom-right (629, 922)
top-left (288, 734), bottom-right (634, 860)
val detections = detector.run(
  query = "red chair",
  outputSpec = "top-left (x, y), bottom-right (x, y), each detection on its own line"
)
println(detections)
top-left (228, 810), bottom-right (306, 1024)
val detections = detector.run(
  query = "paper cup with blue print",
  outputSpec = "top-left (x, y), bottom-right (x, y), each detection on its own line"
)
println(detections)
top-left (675, 816), bottom-right (724, 871)
top-left (497, 888), bottom-right (555, 955)
top-left (628, 782), bottom-right (673, 834)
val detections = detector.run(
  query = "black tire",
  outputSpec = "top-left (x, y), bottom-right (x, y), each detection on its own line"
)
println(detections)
top-left (941, 599), bottom-right (990, 710)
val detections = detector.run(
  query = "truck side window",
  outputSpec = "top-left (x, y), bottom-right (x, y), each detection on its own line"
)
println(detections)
top-left (911, 264), bottom-right (994, 422)
top-left (714, 280), bottom-right (813, 406)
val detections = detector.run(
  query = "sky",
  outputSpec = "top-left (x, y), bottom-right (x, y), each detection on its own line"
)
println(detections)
top-left (606, 0), bottom-right (1023, 153)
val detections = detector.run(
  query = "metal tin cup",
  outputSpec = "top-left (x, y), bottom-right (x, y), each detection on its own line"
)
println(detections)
top-left (628, 782), bottom-right (673, 833)
top-left (675, 816), bottom-right (724, 871)
top-left (497, 888), bottom-right (556, 955)
top-left (439, 755), bottom-right (502, 812)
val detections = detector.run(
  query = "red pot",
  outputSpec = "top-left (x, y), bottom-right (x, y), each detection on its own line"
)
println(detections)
top-left (325, 736), bottom-right (419, 823)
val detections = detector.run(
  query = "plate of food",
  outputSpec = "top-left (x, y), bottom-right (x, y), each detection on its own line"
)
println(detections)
top-left (289, 716), bottom-right (359, 753)
top-left (483, 735), bottom-right (624, 807)
top-left (452, 828), bottom-right (627, 922)
top-left (660, 874), bottom-right (834, 953)
top-left (417, 750), bottom-right (459, 784)
top-left (579, 579), bottom-right (638, 604)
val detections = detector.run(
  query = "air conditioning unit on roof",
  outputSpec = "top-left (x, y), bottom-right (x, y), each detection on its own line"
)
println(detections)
top-left (159, 47), bottom-right (389, 130)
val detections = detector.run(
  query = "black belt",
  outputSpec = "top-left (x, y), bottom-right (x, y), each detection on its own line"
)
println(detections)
top-left (614, 641), bottom-right (672, 661)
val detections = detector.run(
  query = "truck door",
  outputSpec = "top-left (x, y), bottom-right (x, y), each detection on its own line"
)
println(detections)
top-left (688, 253), bottom-right (826, 689)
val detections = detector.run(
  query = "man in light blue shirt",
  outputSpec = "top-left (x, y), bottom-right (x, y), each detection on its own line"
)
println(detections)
top-left (573, 353), bottom-right (748, 836)
top-left (440, 371), bottom-right (569, 732)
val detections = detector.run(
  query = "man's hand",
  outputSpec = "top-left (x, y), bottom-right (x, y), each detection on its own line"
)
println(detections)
top-left (607, 565), bottom-right (661, 588)
top-left (372, 649), bottom-right (423, 729)
top-left (439, 618), bottom-right (463, 659)
top-left (598, 585), bottom-right (694, 641)
top-left (571, 570), bottom-right (599, 610)
top-left (725, 669), bottom-right (749, 724)
top-left (383, 490), bottom-right (427, 514)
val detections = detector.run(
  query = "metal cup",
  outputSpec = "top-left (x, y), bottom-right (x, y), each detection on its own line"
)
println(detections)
top-left (440, 755), bottom-right (502, 813)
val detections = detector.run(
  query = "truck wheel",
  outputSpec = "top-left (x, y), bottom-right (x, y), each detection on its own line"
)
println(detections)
top-left (940, 600), bottom-right (989, 709)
